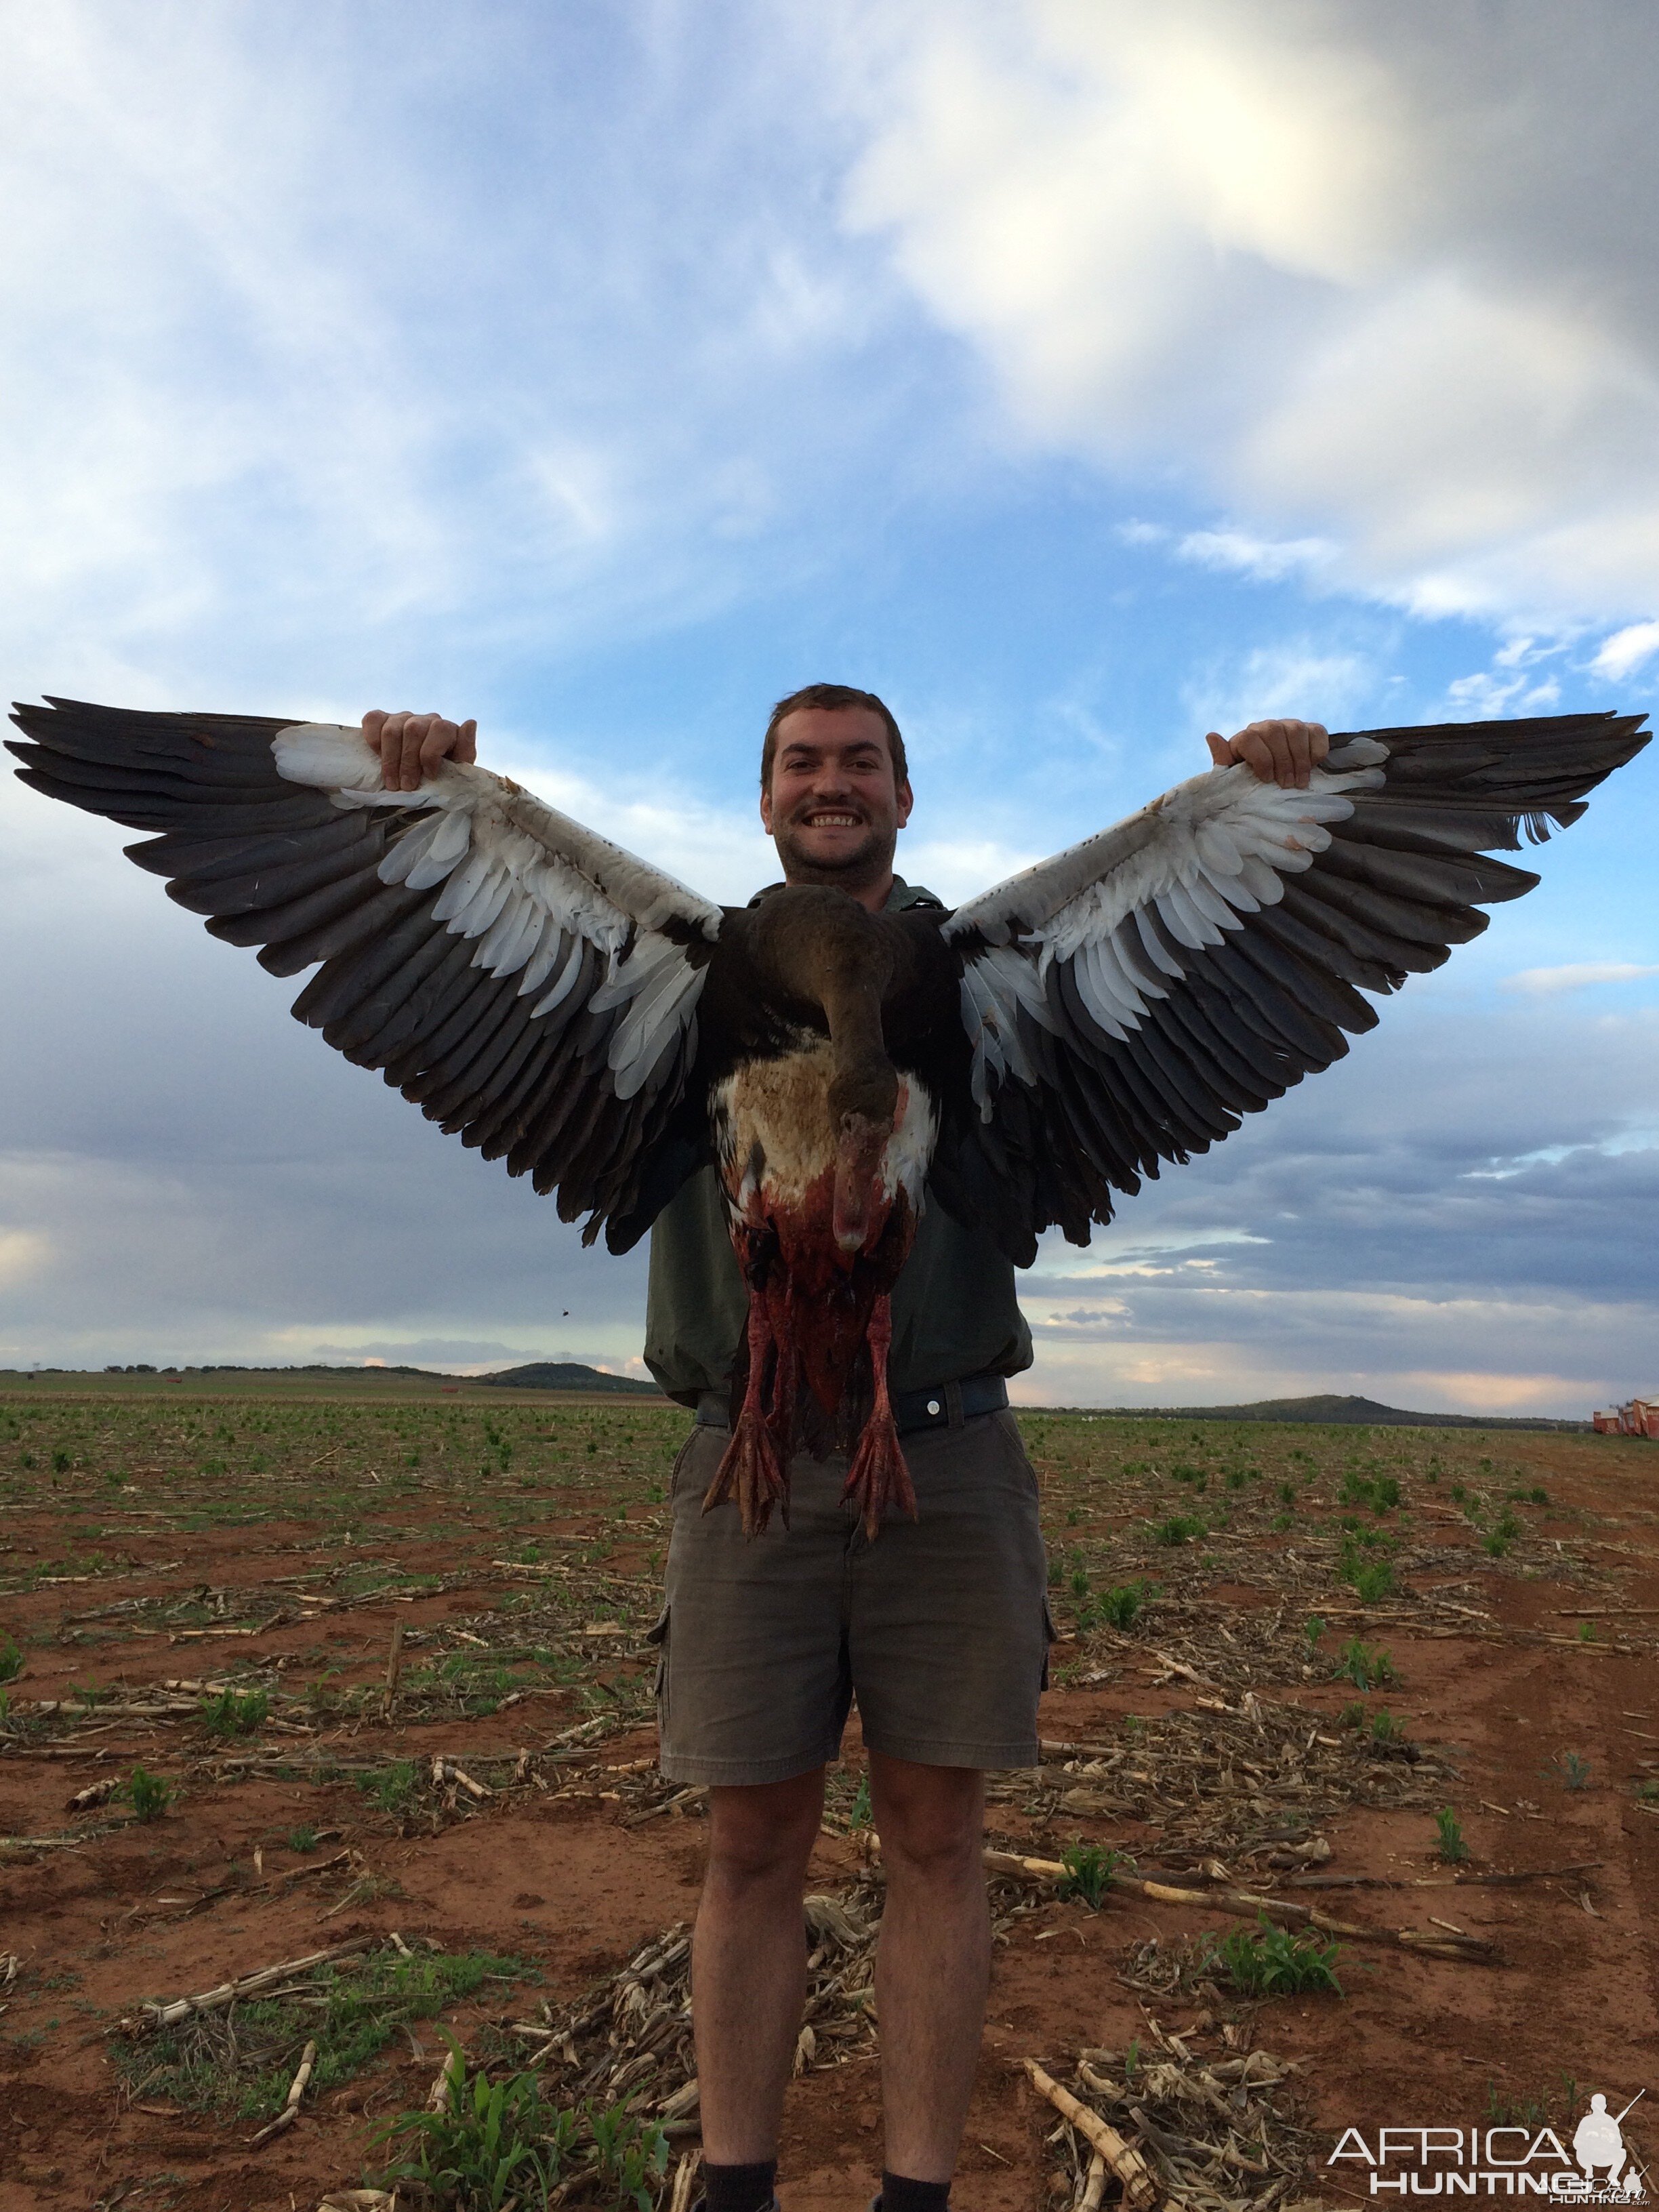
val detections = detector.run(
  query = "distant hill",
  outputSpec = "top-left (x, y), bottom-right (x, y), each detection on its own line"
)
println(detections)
top-left (480, 1361), bottom-right (661, 1396)
top-left (1088, 1392), bottom-right (1586, 1432)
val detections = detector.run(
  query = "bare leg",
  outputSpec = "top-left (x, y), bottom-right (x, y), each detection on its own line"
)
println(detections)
top-left (867, 1752), bottom-right (989, 2184)
top-left (704, 1292), bottom-right (787, 1536)
top-left (693, 1768), bottom-right (826, 2163)
top-left (841, 1293), bottom-right (917, 1539)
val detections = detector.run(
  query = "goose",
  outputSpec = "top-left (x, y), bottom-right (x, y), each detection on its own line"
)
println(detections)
top-left (8, 697), bottom-right (1648, 1535)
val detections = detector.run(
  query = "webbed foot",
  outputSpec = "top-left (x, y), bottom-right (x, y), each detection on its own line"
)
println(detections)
top-left (703, 1411), bottom-right (789, 1536)
top-left (703, 1291), bottom-right (790, 1536)
top-left (841, 1406), bottom-right (916, 1540)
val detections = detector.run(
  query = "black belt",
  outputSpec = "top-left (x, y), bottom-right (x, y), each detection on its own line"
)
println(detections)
top-left (695, 1372), bottom-right (1008, 1437)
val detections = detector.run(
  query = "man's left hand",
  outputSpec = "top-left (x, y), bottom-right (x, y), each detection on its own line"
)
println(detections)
top-left (1206, 718), bottom-right (1329, 789)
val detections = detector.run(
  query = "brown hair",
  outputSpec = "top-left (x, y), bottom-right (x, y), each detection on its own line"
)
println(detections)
top-left (760, 682), bottom-right (908, 792)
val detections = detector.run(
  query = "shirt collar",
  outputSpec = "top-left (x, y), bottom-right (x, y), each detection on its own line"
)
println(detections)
top-left (746, 873), bottom-right (945, 913)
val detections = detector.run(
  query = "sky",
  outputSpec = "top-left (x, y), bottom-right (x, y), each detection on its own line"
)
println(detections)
top-left (1, 0), bottom-right (1656, 1414)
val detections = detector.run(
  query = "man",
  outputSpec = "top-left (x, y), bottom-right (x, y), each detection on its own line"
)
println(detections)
top-left (363, 689), bottom-right (1329, 2209)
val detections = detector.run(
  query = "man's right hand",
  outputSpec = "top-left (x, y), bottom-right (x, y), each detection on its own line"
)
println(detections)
top-left (361, 710), bottom-right (478, 794)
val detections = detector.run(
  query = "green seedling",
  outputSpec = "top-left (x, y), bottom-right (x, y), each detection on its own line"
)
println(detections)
top-left (372, 2036), bottom-right (573, 2209)
top-left (1097, 1580), bottom-right (1152, 1632)
top-left (1057, 1843), bottom-right (1125, 1910)
top-left (1334, 1639), bottom-right (1395, 1691)
top-left (127, 1766), bottom-right (174, 1823)
top-left (361, 1761), bottom-right (421, 1815)
top-left (285, 1825), bottom-right (321, 1852)
top-left (1547, 1751), bottom-right (1592, 1792)
top-left (199, 1687), bottom-right (270, 1738)
top-left (586, 2098), bottom-right (671, 2211)
top-left (1303, 1616), bottom-right (1326, 1657)
top-left (1485, 2083), bottom-right (1550, 2131)
top-left (1368, 1708), bottom-right (1405, 1745)
top-left (1340, 1472), bottom-right (1401, 1515)
top-left (1336, 1530), bottom-right (1406, 1601)
top-left (1153, 1515), bottom-right (1206, 1547)
top-left (1577, 1622), bottom-right (1595, 1643)
top-left (848, 1774), bottom-right (872, 1830)
top-left (1435, 1806), bottom-right (1469, 1863)
top-left (1207, 1917), bottom-right (1343, 1997)
top-left (0, 1633), bottom-right (22, 1684)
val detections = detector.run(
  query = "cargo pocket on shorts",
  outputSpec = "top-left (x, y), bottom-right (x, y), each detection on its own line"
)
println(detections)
top-left (992, 1409), bottom-right (1042, 1502)
top-left (647, 1605), bottom-right (670, 1721)
top-left (1040, 1594), bottom-right (1057, 1692)
top-left (667, 1432), bottom-right (697, 1505)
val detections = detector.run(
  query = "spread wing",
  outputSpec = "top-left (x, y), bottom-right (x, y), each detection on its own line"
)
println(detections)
top-left (6, 697), bottom-right (724, 1250)
top-left (933, 710), bottom-right (1650, 1265)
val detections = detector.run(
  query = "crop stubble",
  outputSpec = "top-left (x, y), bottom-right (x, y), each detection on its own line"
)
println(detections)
top-left (0, 1377), bottom-right (1654, 2208)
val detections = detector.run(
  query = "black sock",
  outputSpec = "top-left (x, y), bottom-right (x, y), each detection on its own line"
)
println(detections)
top-left (881, 2174), bottom-right (951, 2212)
top-left (703, 2159), bottom-right (777, 2212)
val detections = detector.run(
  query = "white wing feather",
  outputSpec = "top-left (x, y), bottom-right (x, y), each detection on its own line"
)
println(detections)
top-left (272, 721), bottom-right (716, 1100)
top-left (944, 744), bottom-right (1389, 1118)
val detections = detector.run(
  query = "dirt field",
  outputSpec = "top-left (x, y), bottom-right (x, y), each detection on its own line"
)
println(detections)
top-left (1, 1376), bottom-right (1654, 2212)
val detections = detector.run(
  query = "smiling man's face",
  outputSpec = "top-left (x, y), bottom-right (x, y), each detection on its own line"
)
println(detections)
top-left (760, 705), bottom-right (914, 907)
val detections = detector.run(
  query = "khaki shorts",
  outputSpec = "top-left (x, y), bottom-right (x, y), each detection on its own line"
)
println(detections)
top-left (651, 1410), bottom-right (1052, 1785)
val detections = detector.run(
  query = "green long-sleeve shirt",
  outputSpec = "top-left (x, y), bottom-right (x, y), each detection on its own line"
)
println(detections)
top-left (641, 877), bottom-right (1034, 1406)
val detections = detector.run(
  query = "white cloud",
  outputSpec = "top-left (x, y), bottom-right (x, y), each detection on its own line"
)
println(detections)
top-left (0, 6), bottom-right (916, 711)
top-left (1181, 641), bottom-right (1373, 737)
top-left (845, 0), bottom-right (1659, 626)
top-left (1502, 962), bottom-right (1659, 997)
top-left (1444, 668), bottom-right (1561, 719)
top-left (1174, 529), bottom-right (1334, 583)
top-left (1593, 621), bottom-right (1659, 681)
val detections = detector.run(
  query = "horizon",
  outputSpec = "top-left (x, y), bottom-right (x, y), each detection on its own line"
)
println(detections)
top-left (0, 1360), bottom-right (1622, 1430)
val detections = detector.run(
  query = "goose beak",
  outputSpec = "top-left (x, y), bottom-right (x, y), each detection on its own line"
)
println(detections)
top-left (832, 1110), bottom-right (890, 1254)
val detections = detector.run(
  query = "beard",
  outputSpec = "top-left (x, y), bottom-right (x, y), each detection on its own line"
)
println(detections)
top-left (770, 810), bottom-right (897, 890)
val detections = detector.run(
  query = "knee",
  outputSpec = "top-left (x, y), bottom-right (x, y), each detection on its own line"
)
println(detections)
top-left (706, 1775), bottom-right (823, 1887)
top-left (872, 1769), bottom-right (985, 1883)
top-left (881, 1816), bottom-right (984, 1885)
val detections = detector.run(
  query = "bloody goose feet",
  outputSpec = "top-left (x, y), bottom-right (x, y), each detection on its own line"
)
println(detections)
top-left (840, 1293), bottom-right (917, 1540)
top-left (703, 1296), bottom-right (788, 1536)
